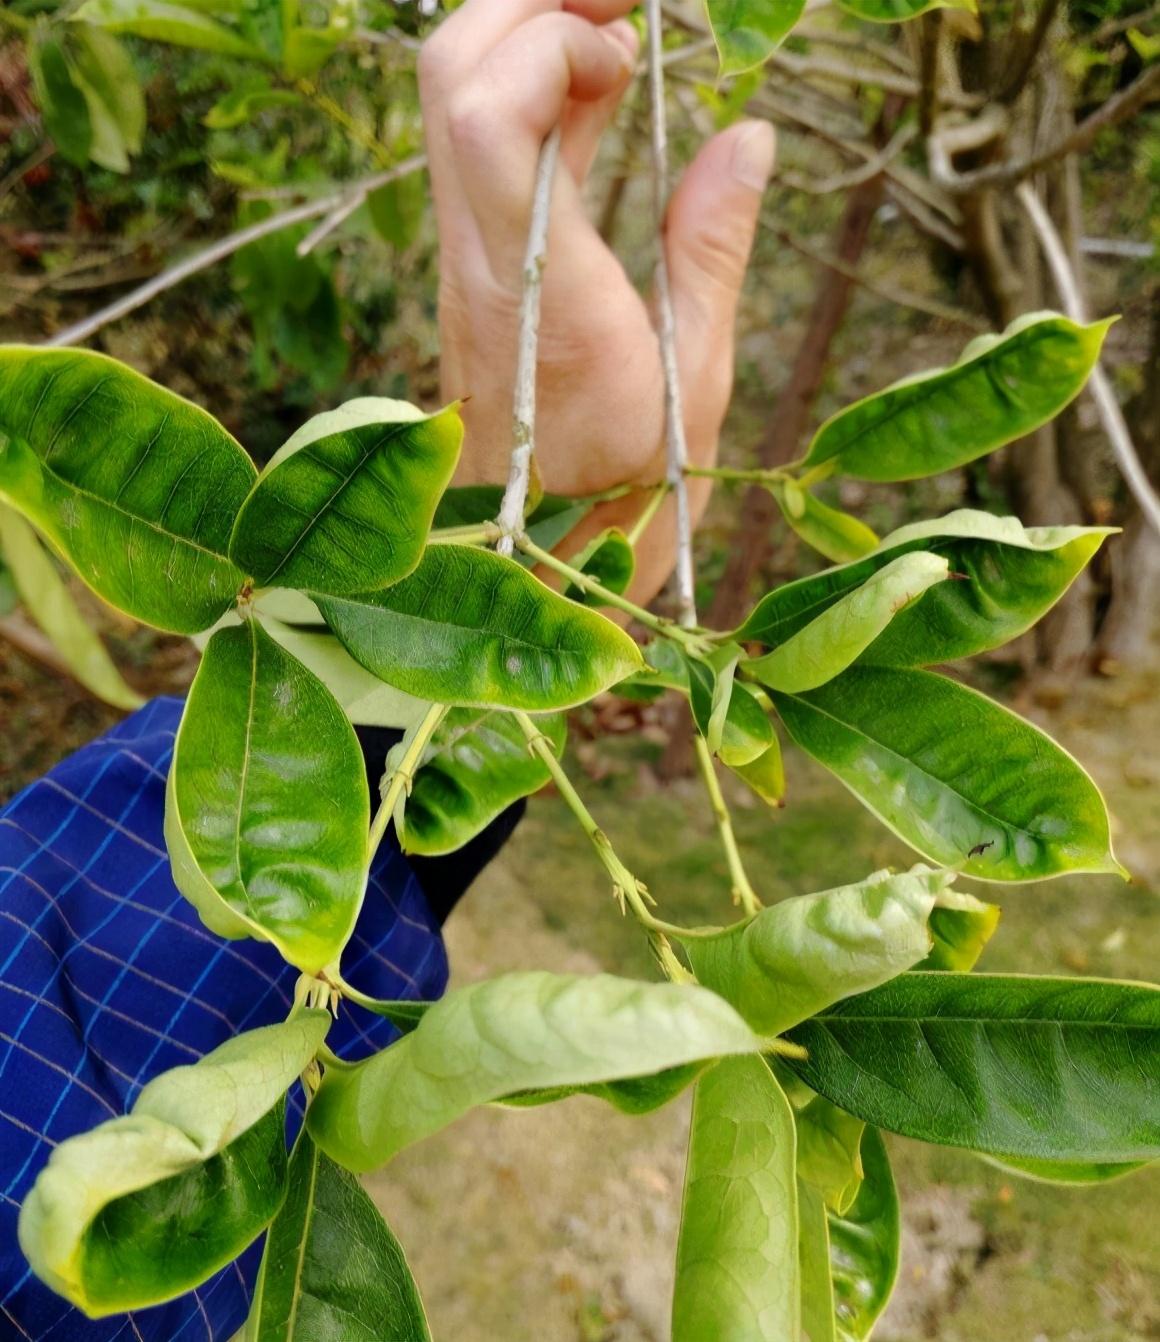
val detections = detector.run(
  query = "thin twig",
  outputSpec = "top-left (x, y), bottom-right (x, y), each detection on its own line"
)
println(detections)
top-left (513, 711), bottom-right (696, 979)
top-left (935, 65), bottom-right (1160, 195)
top-left (297, 185), bottom-right (372, 257)
top-left (767, 220), bottom-right (986, 329)
top-left (1017, 182), bottom-right (1160, 537)
top-left (516, 533), bottom-right (708, 653)
top-left (496, 127), bottom-right (561, 558)
top-left (46, 155), bottom-right (427, 348)
top-left (693, 737), bottom-right (761, 916)
top-left (1093, 1), bottom-right (1160, 43)
top-left (645, 0), bottom-right (697, 630)
top-left (367, 702), bottom-right (447, 855)
top-left (778, 122), bottom-right (916, 195)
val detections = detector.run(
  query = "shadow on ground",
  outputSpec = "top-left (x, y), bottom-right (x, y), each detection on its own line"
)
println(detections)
top-left (367, 672), bottom-right (1160, 1342)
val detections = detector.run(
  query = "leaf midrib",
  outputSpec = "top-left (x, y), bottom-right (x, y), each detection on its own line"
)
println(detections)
top-left (261, 422), bottom-right (414, 585)
top-left (777, 678), bottom-right (1050, 851)
top-left (41, 453), bottom-right (233, 563)
top-left (810, 322), bottom-right (1066, 464)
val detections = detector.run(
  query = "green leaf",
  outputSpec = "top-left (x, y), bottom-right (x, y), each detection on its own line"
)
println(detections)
top-left (496, 1063), bottom-right (708, 1116)
top-left (704, 0), bottom-right (808, 74)
top-left (248, 613), bottom-right (429, 728)
top-left (229, 398), bottom-right (462, 595)
top-left (775, 481), bottom-right (879, 565)
top-left (787, 974), bottom-right (1160, 1162)
top-left (738, 509), bottom-right (1112, 668)
top-left (307, 971), bottom-right (761, 1172)
top-left (798, 1181), bottom-right (837, 1342)
top-left (744, 552), bottom-right (950, 694)
top-left (797, 1097), bottom-right (866, 1216)
top-left (248, 1131), bottom-right (431, 1342)
top-left (18, 1013), bottom-right (328, 1317)
top-left (29, 33), bottom-right (92, 167)
top-left (771, 666), bottom-right (1121, 882)
top-left (985, 1154), bottom-right (1151, 1186)
top-left (729, 733), bottom-right (787, 807)
top-left (802, 314), bottom-right (1112, 481)
top-left (837, 0), bottom-right (976, 19)
top-left (688, 644), bottom-right (742, 756)
top-left (369, 171), bottom-right (427, 250)
top-left (73, 0), bottom-right (268, 58)
top-left (0, 504), bottom-right (143, 711)
top-left (204, 80), bottom-right (303, 128)
top-left (918, 891), bottom-right (1000, 970)
top-left (563, 527), bottom-right (636, 605)
top-left (67, 26), bottom-right (145, 172)
top-left (0, 348), bottom-right (256, 634)
top-left (317, 545), bottom-right (643, 712)
top-left (828, 1128), bottom-right (900, 1341)
top-left (401, 709), bottom-right (566, 857)
top-left (672, 1057), bottom-right (800, 1342)
top-left (166, 619), bottom-right (369, 974)
top-left (683, 865), bottom-right (959, 1036)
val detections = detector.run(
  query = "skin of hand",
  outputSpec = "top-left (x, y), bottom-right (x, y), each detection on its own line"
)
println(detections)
top-left (419, 0), bottom-right (775, 606)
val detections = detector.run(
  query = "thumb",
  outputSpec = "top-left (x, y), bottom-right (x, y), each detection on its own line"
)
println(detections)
top-left (664, 119), bottom-right (774, 391)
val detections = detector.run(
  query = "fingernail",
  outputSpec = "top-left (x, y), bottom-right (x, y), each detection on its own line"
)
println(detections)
top-left (730, 120), bottom-right (776, 192)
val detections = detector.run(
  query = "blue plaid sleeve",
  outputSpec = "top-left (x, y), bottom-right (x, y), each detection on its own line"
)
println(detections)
top-left (0, 696), bottom-right (450, 1342)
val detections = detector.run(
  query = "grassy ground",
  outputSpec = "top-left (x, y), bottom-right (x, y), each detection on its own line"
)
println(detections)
top-left (367, 671), bottom-right (1160, 1342)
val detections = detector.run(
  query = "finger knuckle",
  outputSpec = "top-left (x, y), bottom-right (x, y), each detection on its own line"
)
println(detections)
top-left (417, 35), bottom-right (453, 96)
top-left (444, 87), bottom-right (490, 157)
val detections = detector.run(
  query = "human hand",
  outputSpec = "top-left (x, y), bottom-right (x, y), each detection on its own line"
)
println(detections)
top-left (418, 0), bottom-right (774, 604)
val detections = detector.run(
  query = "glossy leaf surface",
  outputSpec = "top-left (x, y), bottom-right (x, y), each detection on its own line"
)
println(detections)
top-left (308, 971), bottom-right (760, 1172)
top-left (167, 619), bottom-right (369, 973)
top-left (738, 510), bottom-right (1111, 668)
top-left (254, 615), bottom-right (429, 729)
top-left (563, 526), bottom-right (635, 605)
top-left (248, 1131), bottom-right (430, 1341)
top-left (745, 552), bottom-right (949, 693)
top-left (0, 347), bottom-right (255, 633)
top-left (704, 0), bottom-right (808, 73)
top-left (798, 1182), bottom-right (837, 1342)
top-left (985, 1154), bottom-right (1151, 1186)
top-left (787, 974), bottom-right (1160, 1161)
top-left (19, 1014), bottom-right (328, 1316)
top-left (802, 314), bottom-right (1110, 481)
top-left (672, 1057), bottom-right (800, 1341)
top-left (74, 0), bottom-right (267, 58)
top-left (230, 399), bottom-right (462, 595)
top-left (837, 0), bottom-right (975, 18)
top-left (797, 1097), bottom-right (866, 1216)
top-left (828, 1127), bottom-right (900, 1340)
top-left (918, 891), bottom-right (1000, 970)
top-left (0, 504), bottom-right (143, 710)
top-left (318, 545), bottom-right (642, 711)
top-left (402, 709), bottom-right (566, 857)
top-left (684, 866), bottom-right (957, 1036)
top-left (775, 481), bottom-right (879, 565)
top-left (772, 666), bottom-right (1119, 881)
top-left (497, 1063), bottom-right (708, 1116)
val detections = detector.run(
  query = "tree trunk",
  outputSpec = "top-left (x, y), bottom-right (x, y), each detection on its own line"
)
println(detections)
top-left (1098, 286), bottom-right (1160, 669)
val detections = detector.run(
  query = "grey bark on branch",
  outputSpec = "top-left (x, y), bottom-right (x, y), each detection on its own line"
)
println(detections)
top-left (495, 127), bottom-right (562, 558)
top-left (1017, 182), bottom-right (1160, 538)
top-left (45, 156), bottom-right (428, 348)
